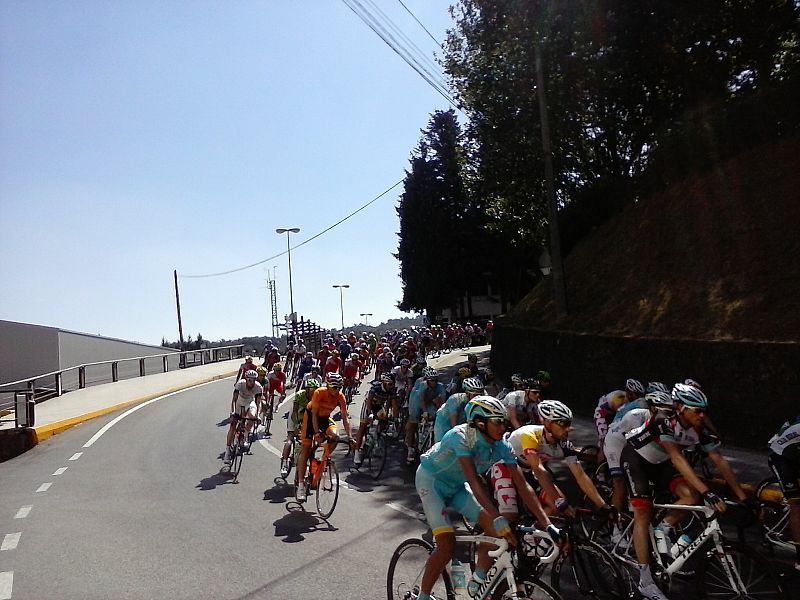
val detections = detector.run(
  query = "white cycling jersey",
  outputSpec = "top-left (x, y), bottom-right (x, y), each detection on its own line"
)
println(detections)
top-left (768, 420), bottom-right (800, 455)
top-left (604, 408), bottom-right (649, 471)
top-left (234, 380), bottom-right (262, 409)
top-left (392, 365), bottom-right (412, 390)
top-left (294, 343), bottom-right (306, 356)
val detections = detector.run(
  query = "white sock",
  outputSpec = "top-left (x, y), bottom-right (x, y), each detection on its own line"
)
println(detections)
top-left (639, 564), bottom-right (653, 586)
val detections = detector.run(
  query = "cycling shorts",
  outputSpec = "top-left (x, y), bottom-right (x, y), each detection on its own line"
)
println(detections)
top-left (620, 443), bottom-right (684, 507)
top-left (768, 451), bottom-right (800, 501)
top-left (408, 394), bottom-right (438, 424)
top-left (603, 431), bottom-right (627, 477)
top-left (235, 400), bottom-right (258, 417)
top-left (416, 466), bottom-right (481, 537)
top-left (360, 395), bottom-right (391, 423)
top-left (299, 410), bottom-right (337, 448)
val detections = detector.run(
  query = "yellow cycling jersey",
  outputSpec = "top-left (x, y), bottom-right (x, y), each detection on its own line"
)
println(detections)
top-left (507, 424), bottom-right (579, 465)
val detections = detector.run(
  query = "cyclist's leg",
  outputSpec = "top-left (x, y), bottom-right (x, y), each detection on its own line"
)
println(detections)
top-left (353, 400), bottom-right (371, 465)
top-left (769, 452), bottom-right (800, 567)
top-left (406, 394), bottom-right (422, 461)
top-left (415, 468), bottom-right (458, 595)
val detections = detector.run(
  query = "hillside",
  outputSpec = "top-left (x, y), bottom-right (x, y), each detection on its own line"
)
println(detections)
top-left (506, 135), bottom-right (800, 342)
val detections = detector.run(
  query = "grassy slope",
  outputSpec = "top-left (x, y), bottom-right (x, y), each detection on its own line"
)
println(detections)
top-left (506, 135), bottom-right (800, 342)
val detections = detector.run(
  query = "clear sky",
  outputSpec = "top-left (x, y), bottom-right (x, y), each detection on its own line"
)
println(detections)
top-left (0, 1), bottom-right (454, 345)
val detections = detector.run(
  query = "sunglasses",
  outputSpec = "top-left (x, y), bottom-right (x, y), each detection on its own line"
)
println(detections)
top-left (552, 419), bottom-right (572, 428)
top-left (486, 417), bottom-right (507, 426)
top-left (685, 407), bottom-right (705, 415)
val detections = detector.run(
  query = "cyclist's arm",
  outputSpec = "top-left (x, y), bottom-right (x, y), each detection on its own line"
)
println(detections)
top-left (706, 449), bottom-right (747, 502)
top-left (663, 441), bottom-right (723, 509)
top-left (458, 456), bottom-right (501, 521)
top-left (510, 463), bottom-right (553, 528)
top-left (230, 391), bottom-right (238, 415)
top-left (567, 462), bottom-right (606, 508)
top-left (526, 451), bottom-right (561, 506)
top-left (338, 397), bottom-right (351, 438)
top-left (508, 406), bottom-right (523, 430)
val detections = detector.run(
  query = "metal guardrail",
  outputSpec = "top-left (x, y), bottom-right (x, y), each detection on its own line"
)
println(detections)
top-left (0, 345), bottom-right (245, 427)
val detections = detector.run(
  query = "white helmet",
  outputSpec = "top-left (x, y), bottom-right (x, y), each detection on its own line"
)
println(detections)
top-left (537, 400), bottom-right (573, 422)
top-left (422, 367), bottom-right (438, 380)
top-left (462, 376), bottom-right (485, 393)
top-left (625, 378), bottom-right (645, 395)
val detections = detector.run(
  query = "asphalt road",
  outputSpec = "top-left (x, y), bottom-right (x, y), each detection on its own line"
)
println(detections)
top-left (1, 349), bottom-right (797, 600)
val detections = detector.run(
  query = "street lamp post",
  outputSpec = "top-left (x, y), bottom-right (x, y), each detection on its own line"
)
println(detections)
top-left (359, 313), bottom-right (373, 327)
top-left (332, 284), bottom-right (350, 331)
top-left (276, 228), bottom-right (300, 326)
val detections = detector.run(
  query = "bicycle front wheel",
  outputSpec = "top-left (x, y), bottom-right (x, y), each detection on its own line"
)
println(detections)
top-left (231, 435), bottom-right (245, 482)
top-left (367, 432), bottom-right (388, 480)
top-left (386, 538), bottom-right (451, 600)
top-left (551, 539), bottom-right (628, 599)
top-left (492, 576), bottom-right (562, 600)
top-left (316, 459), bottom-right (340, 519)
top-left (696, 541), bottom-right (787, 600)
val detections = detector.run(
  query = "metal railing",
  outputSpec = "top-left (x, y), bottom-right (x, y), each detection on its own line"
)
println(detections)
top-left (0, 345), bottom-right (244, 428)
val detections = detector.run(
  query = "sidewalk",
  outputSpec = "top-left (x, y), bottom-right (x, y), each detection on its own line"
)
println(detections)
top-left (0, 359), bottom-right (239, 460)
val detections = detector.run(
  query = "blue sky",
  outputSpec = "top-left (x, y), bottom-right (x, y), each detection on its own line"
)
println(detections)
top-left (0, 1), bottom-right (454, 345)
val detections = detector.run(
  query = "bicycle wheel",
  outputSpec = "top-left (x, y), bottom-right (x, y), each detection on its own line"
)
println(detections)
top-left (366, 430), bottom-right (388, 480)
top-left (279, 440), bottom-right (295, 480)
top-left (492, 576), bottom-right (562, 600)
top-left (551, 539), bottom-right (628, 599)
top-left (386, 538), bottom-right (451, 600)
top-left (695, 541), bottom-right (787, 600)
top-left (316, 459), bottom-right (340, 519)
top-left (263, 402), bottom-right (273, 436)
top-left (231, 434), bottom-right (245, 481)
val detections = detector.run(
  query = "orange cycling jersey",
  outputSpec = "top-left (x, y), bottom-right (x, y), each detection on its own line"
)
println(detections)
top-left (307, 386), bottom-right (347, 418)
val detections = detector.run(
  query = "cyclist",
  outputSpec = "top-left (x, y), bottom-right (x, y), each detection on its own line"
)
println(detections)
top-left (620, 383), bottom-right (750, 600)
top-left (235, 355), bottom-right (259, 383)
top-left (264, 345), bottom-right (281, 370)
top-left (613, 381), bottom-right (667, 424)
top-left (410, 355), bottom-right (427, 385)
top-left (224, 369), bottom-right (262, 463)
top-left (295, 373), bottom-right (351, 502)
top-left (292, 338), bottom-right (306, 372)
top-left (499, 400), bottom-right (613, 521)
top-left (434, 376), bottom-right (484, 442)
top-left (535, 370), bottom-right (552, 398)
top-left (342, 351), bottom-right (362, 396)
top-left (375, 346), bottom-right (395, 379)
top-left (480, 367), bottom-right (501, 398)
top-left (266, 363), bottom-right (287, 410)
top-left (501, 378), bottom-right (542, 430)
top-left (497, 372), bottom-right (525, 401)
top-left (280, 377), bottom-right (320, 479)
top-left (405, 366), bottom-right (447, 464)
top-left (465, 353), bottom-right (480, 376)
top-left (413, 396), bottom-right (561, 600)
top-left (294, 351), bottom-right (315, 386)
top-left (446, 366), bottom-right (472, 396)
top-left (391, 358), bottom-right (413, 422)
top-left (353, 372), bottom-right (397, 467)
top-left (767, 415), bottom-right (800, 572)
top-left (323, 349), bottom-right (342, 375)
top-left (594, 378), bottom-right (644, 461)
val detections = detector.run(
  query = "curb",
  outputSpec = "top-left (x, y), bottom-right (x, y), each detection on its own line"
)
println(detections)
top-left (32, 370), bottom-right (237, 445)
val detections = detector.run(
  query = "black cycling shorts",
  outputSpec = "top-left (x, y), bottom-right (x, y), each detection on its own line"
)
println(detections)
top-left (768, 451), bottom-right (800, 500)
top-left (620, 443), bottom-right (683, 507)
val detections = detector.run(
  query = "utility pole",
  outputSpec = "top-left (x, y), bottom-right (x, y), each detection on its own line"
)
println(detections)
top-left (173, 269), bottom-right (186, 367)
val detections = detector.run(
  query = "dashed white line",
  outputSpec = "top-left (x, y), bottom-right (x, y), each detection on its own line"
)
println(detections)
top-left (0, 534), bottom-right (20, 552)
top-left (35, 482), bottom-right (52, 493)
top-left (53, 467), bottom-right (68, 476)
top-left (14, 506), bottom-right (32, 519)
top-left (0, 571), bottom-right (12, 600)
top-left (68, 452), bottom-right (82, 461)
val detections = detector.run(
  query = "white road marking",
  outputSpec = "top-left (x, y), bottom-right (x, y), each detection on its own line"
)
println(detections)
top-left (0, 534), bottom-right (20, 552)
top-left (386, 502), bottom-right (426, 521)
top-left (35, 482), bottom-right (52, 493)
top-left (0, 571), bottom-right (12, 600)
top-left (52, 467), bottom-right (68, 476)
top-left (14, 506), bottom-right (32, 519)
top-left (68, 452), bottom-right (82, 461)
top-left (83, 379), bottom-right (222, 448)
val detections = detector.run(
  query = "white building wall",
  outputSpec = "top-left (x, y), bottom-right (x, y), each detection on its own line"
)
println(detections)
top-left (0, 320), bottom-right (59, 384)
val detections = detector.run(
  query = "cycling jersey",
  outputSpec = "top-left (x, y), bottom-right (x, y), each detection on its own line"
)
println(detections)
top-left (391, 365), bottom-right (412, 391)
top-left (594, 390), bottom-right (628, 439)
top-left (366, 381), bottom-right (396, 405)
top-left (434, 392), bottom-right (469, 442)
top-left (324, 356), bottom-right (342, 374)
top-left (295, 357), bottom-right (315, 379)
top-left (293, 343), bottom-right (306, 357)
top-left (409, 380), bottom-right (446, 423)
top-left (768, 418), bottom-right (800, 455)
top-left (507, 424), bottom-right (578, 465)
top-left (501, 390), bottom-right (540, 425)
top-left (612, 397), bottom-right (648, 423)
top-left (233, 380), bottom-right (263, 409)
top-left (288, 389), bottom-right (313, 430)
top-left (267, 371), bottom-right (286, 393)
top-left (307, 386), bottom-right (347, 418)
top-left (604, 408), bottom-right (650, 474)
top-left (625, 413), bottom-right (720, 464)
top-left (343, 361), bottom-right (360, 380)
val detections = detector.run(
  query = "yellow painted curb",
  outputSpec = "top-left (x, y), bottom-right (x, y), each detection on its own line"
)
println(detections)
top-left (32, 370), bottom-right (236, 444)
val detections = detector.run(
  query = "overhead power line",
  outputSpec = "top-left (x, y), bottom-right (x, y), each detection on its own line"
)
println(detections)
top-left (397, 0), bottom-right (441, 46)
top-left (180, 180), bottom-right (403, 279)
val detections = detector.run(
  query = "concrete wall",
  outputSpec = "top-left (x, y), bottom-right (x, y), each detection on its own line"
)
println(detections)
top-left (490, 322), bottom-right (800, 449)
top-left (0, 320), bottom-right (59, 384)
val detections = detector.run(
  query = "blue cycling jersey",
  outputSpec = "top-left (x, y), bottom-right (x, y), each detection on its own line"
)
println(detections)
top-left (434, 392), bottom-right (469, 442)
top-left (612, 398), bottom-right (648, 422)
top-left (420, 423), bottom-right (516, 494)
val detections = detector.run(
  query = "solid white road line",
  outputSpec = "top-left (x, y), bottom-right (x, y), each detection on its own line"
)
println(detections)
top-left (14, 506), bottom-right (32, 520)
top-left (386, 502), bottom-right (426, 521)
top-left (35, 482), bottom-right (52, 493)
top-left (0, 534), bottom-right (20, 552)
top-left (52, 467), bottom-right (68, 476)
top-left (68, 452), bottom-right (82, 461)
top-left (0, 571), bottom-right (12, 600)
top-left (83, 379), bottom-right (223, 448)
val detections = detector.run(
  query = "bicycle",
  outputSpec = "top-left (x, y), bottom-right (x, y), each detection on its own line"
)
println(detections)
top-left (296, 434), bottom-right (342, 519)
top-left (755, 476), bottom-right (792, 556)
top-left (606, 501), bottom-right (787, 599)
top-left (223, 414), bottom-right (258, 483)
top-left (279, 434), bottom-right (299, 482)
top-left (259, 394), bottom-right (276, 437)
top-left (387, 526), bottom-right (562, 600)
top-left (344, 377), bottom-right (358, 405)
top-left (358, 413), bottom-right (388, 479)
top-left (415, 412), bottom-right (435, 461)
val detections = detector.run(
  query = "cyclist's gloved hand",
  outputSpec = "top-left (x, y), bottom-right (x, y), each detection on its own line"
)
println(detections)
top-left (703, 490), bottom-right (726, 513)
top-left (739, 496), bottom-right (760, 513)
top-left (546, 523), bottom-right (565, 545)
top-left (554, 497), bottom-right (572, 515)
top-left (492, 516), bottom-right (513, 540)
top-left (596, 503), bottom-right (619, 522)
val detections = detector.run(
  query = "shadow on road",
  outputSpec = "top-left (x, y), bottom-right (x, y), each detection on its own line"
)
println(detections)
top-left (196, 470), bottom-right (235, 491)
top-left (273, 508), bottom-right (337, 543)
top-left (263, 480), bottom-right (295, 504)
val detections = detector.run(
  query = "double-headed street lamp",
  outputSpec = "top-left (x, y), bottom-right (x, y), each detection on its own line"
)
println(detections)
top-left (332, 284), bottom-right (349, 331)
top-left (276, 228), bottom-right (300, 322)
top-left (360, 313), bottom-right (373, 327)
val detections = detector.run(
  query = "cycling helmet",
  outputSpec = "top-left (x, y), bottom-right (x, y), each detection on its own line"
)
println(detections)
top-left (422, 366), bottom-right (438, 380)
top-left (537, 400), bottom-right (573, 422)
top-left (305, 378), bottom-right (321, 390)
top-left (273, 363), bottom-right (282, 371)
top-left (646, 381), bottom-right (668, 394)
top-left (383, 347), bottom-right (391, 354)
top-left (467, 353), bottom-right (478, 362)
top-left (256, 366), bottom-right (266, 376)
top-left (510, 373), bottom-right (525, 386)
top-left (416, 356), bottom-right (427, 365)
top-left (672, 382), bottom-right (708, 409)
top-left (399, 358), bottom-right (411, 367)
top-left (458, 367), bottom-right (471, 378)
top-left (462, 376), bottom-right (485, 393)
top-left (331, 350), bottom-right (339, 356)
top-left (306, 351), bottom-right (313, 358)
top-left (380, 372), bottom-right (396, 384)
top-left (536, 370), bottom-right (551, 382)
top-left (244, 369), bottom-right (258, 380)
top-left (526, 379), bottom-right (542, 391)
top-left (326, 373), bottom-right (344, 388)
top-left (645, 390), bottom-right (673, 409)
top-left (625, 378), bottom-right (645, 395)
top-left (684, 378), bottom-right (703, 390)
top-left (465, 396), bottom-right (507, 422)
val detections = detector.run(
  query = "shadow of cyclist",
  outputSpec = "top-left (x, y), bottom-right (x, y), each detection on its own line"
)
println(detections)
top-left (272, 510), bottom-right (336, 543)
